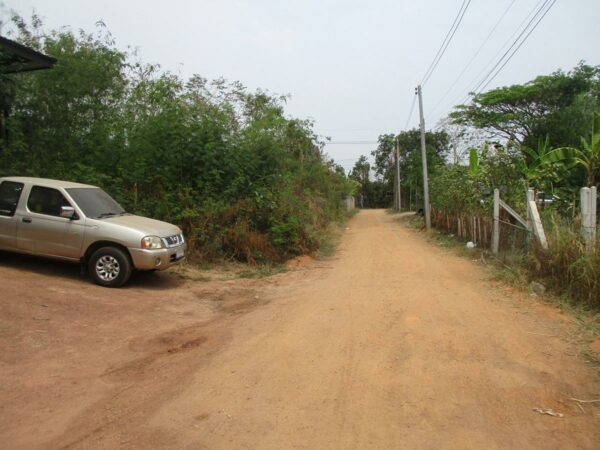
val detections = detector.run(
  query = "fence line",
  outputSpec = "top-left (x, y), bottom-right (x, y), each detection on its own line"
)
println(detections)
top-left (431, 208), bottom-right (529, 252)
top-left (431, 186), bottom-right (597, 254)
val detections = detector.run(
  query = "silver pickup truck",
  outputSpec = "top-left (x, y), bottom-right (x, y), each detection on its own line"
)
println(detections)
top-left (0, 177), bottom-right (186, 287)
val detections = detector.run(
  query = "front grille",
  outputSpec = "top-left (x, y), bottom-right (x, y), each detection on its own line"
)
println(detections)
top-left (163, 233), bottom-right (184, 248)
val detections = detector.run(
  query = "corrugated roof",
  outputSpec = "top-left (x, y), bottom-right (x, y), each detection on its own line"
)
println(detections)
top-left (0, 36), bottom-right (56, 73)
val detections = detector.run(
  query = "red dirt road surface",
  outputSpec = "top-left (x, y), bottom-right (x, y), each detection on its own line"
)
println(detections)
top-left (1, 210), bottom-right (599, 449)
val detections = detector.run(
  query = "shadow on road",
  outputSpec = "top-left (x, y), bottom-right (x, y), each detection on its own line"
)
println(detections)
top-left (0, 251), bottom-right (184, 290)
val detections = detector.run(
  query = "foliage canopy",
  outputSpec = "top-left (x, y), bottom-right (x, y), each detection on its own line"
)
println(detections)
top-left (450, 63), bottom-right (600, 149)
top-left (0, 15), bottom-right (352, 262)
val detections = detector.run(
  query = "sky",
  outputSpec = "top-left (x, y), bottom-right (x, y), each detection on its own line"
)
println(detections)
top-left (2, 0), bottom-right (598, 174)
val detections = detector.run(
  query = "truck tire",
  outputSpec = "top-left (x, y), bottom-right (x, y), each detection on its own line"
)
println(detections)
top-left (88, 246), bottom-right (132, 288)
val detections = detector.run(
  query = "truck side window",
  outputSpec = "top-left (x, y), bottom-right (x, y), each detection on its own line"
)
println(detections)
top-left (0, 181), bottom-right (24, 217)
top-left (27, 186), bottom-right (72, 217)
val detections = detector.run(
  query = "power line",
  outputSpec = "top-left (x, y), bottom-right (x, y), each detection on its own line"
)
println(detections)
top-left (326, 141), bottom-right (378, 145)
top-left (404, 92), bottom-right (417, 129)
top-left (449, 0), bottom-right (550, 109)
top-left (319, 128), bottom-right (383, 132)
top-left (471, 0), bottom-right (555, 94)
top-left (476, 0), bottom-right (557, 93)
top-left (428, 0), bottom-right (517, 118)
top-left (420, 0), bottom-right (469, 86)
top-left (420, 0), bottom-right (472, 87)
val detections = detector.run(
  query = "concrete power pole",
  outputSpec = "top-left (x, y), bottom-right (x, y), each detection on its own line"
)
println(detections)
top-left (396, 136), bottom-right (401, 211)
top-left (392, 142), bottom-right (398, 209)
top-left (416, 85), bottom-right (431, 230)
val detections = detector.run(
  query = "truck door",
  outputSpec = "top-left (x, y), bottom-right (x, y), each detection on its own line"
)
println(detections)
top-left (17, 185), bottom-right (85, 259)
top-left (0, 181), bottom-right (24, 250)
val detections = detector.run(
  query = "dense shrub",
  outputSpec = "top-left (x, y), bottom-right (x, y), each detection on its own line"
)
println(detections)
top-left (0, 16), bottom-right (352, 262)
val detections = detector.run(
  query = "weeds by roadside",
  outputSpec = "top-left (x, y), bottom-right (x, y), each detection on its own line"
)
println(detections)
top-left (315, 223), bottom-right (344, 258)
top-left (316, 208), bottom-right (360, 258)
top-left (236, 266), bottom-right (288, 279)
top-left (171, 261), bottom-right (285, 282)
top-left (172, 209), bottom-right (358, 282)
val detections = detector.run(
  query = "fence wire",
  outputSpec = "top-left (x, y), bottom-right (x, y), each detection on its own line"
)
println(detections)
top-left (431, 208), bottom-right (531, 255)
top-left (498, 214), bottom-right (530, 256)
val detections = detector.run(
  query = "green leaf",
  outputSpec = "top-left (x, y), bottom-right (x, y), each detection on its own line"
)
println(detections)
top-left (469, 148), bottom-right (480, 175)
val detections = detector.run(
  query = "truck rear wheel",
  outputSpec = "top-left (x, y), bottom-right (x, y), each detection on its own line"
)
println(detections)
top-left (88, 246), bottom-right (132, 288)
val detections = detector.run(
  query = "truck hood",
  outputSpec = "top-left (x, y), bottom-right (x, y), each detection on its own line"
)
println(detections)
top-left (99, 214), bottom-right (181, 237)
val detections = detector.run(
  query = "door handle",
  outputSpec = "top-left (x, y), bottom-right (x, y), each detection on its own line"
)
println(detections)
top-left (22, 217), bottom-right (32, 223)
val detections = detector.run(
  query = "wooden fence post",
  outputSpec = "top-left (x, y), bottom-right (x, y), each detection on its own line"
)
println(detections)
top-left (492, 188), bottom-right (499, 254)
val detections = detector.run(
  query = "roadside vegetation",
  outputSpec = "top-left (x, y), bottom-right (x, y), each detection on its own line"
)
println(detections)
top-left (0, 14), bottom-right (353, 263)
top-left (401, 211), bottom-right (600, 369)
top-left (352, 63), bottom-right (600, 310)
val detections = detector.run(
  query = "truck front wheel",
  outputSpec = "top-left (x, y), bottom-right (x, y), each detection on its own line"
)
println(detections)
top-left (88, 246), bottom-right (132, 288)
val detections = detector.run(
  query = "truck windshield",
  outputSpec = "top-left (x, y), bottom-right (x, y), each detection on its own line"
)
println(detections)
top-left (66, 188), bottom-right (126, 219)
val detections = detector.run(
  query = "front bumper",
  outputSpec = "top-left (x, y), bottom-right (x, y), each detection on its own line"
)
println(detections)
top-left (129, 243), bottom-right (186, 271)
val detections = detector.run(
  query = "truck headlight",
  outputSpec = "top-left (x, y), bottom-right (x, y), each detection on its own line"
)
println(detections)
top-left (141, 236), bottom-right (164, 249)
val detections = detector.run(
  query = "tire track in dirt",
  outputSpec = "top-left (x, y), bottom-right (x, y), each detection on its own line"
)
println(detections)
top-left (50, 302), bottom-right (255, 449)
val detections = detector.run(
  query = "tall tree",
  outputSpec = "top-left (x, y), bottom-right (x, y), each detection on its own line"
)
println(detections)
top-left (371, 129), bottom-right (449, 208)
top-left (349, 155), bottom-right (371, 200)
top-left (450, 63), bottom-right (600, 149)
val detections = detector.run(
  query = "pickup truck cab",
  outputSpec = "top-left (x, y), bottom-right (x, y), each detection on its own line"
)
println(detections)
top-left (0, 177), bottom-right (186, 287)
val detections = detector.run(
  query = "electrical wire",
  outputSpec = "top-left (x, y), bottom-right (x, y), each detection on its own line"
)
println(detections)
top-left (476, 0), bottom-right (557, 93)
top-left (471, 0), bottom-right (555, 94)
top-left (428, 0), bottom-right (517, 118)
top-left (444, 0), bottom-right (557, 120)
top-left (420, 0), bottom-right (468, 86)
top-left (404, 93), bottom-right (417, 129)
top-left (326, 141), bottom-right (379, 145)
top-left (319, 128), bottom-right (382, 132)
top-left (420, 0), bottom-right (472, 87)
top-left (452, 0), bottom-right (550, 107)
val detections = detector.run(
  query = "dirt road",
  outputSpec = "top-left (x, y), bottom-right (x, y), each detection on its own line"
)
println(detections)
top-left (1, 210), bottom-right (599, 449)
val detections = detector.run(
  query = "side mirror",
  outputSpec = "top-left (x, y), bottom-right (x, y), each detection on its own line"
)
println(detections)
top-left (60, 206), bottom-right (76, 219)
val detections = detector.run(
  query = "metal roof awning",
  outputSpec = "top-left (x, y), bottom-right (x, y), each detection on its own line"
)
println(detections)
top-left (0, 36), bottom-right (56, 74)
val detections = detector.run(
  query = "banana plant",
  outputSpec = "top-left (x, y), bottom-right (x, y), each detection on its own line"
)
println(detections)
top-left (519, 135), bottom-right (559, 189)
top-left (542, 112), bottom-right (600, 187)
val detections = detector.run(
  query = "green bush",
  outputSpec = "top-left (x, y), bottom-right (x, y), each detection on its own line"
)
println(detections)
top-left (0, 15), bottom-right (352, 263)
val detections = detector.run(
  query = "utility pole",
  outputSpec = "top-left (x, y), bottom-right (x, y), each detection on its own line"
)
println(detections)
top-left (416, 85), bottom-right (431, 230)
top-left (396, 136), bottom-right (401, 211)
top-left (392, 142), bottom-right (398, 209)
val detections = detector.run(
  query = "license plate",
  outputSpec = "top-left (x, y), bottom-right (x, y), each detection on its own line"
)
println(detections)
top-left (176, 248), bottom-right (184, 259)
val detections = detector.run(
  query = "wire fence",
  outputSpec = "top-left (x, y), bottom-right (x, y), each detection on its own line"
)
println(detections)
top-left (430, 191), bottom-right (600, 308)
top-left (431, 208), bottom-right (530, 254)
